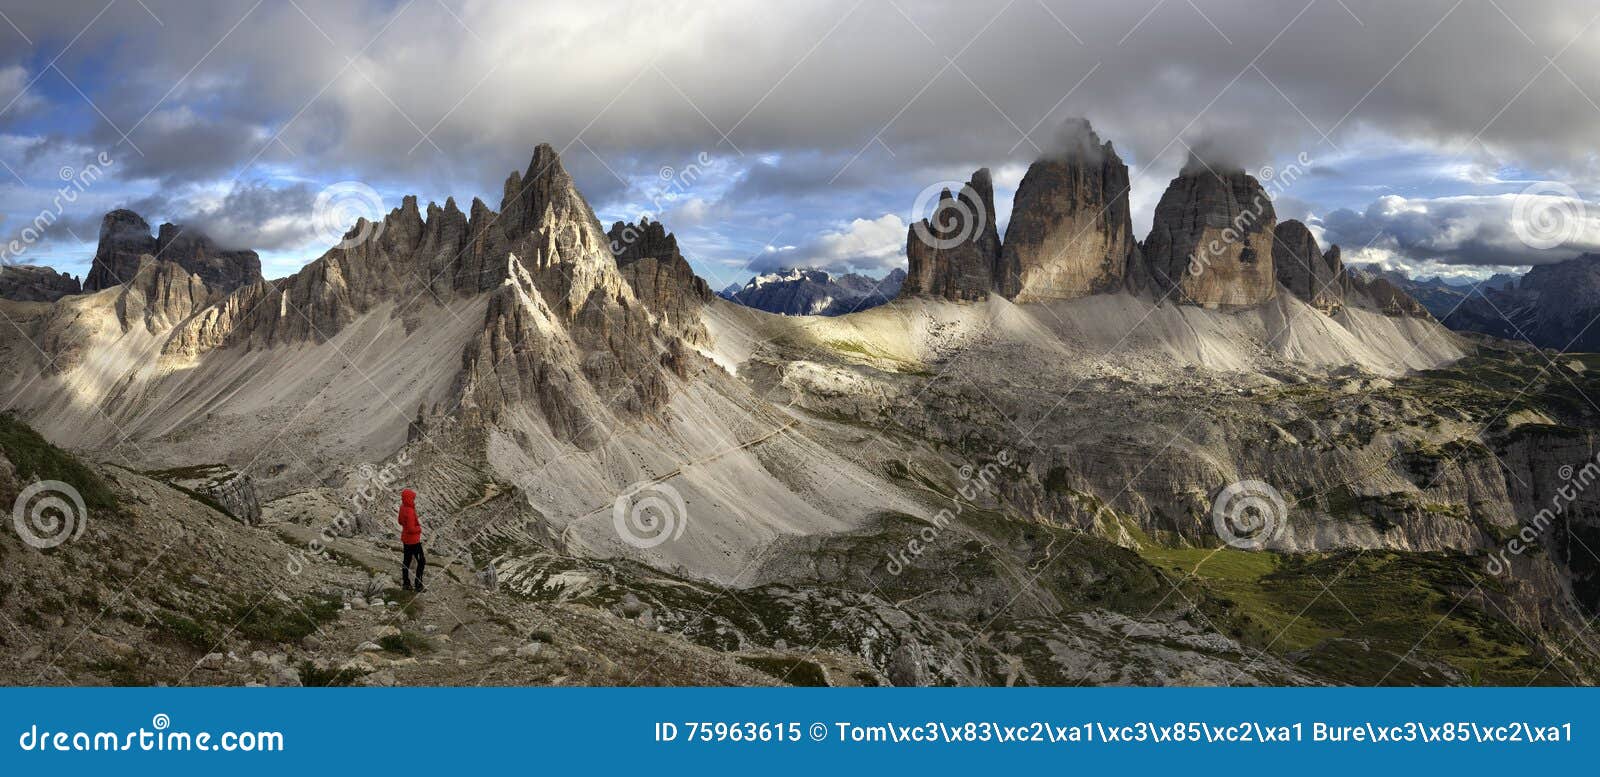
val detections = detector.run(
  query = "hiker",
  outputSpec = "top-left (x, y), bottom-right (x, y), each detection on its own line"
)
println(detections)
top-left (398, 488), bottom-right (426, 593)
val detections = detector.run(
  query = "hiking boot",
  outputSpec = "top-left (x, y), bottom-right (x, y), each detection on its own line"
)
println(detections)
top-left (413, 583), bottom-right (426, 594)
top-left (401, 581), bottom-right (413, 592)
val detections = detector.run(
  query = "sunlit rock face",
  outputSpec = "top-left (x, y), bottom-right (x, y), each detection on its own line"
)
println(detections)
top-left (998, 120), bottom-right (1139, 302)
top-left (1142, 157), bottom-right (1277, 309)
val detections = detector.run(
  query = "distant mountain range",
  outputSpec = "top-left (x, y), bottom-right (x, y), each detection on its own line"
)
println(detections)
top-left (717, 267), bottom-right (904, 316)
top-left (1365, 269), bottom-right (1519, 322)
top-left (1431, 254), bottom-right (1600, 351)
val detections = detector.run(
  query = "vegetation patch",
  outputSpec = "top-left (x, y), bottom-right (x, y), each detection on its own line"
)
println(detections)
top-left (226, 594), bottom-right (341, 645)
top-left (378, 630), bottom-right (436, 656)
top-left (0, 413), bottom-right (117, 510)
top-left (297, 660), bottom-right (365, 687)
top-left (738, 655), bottom-right (829, 686)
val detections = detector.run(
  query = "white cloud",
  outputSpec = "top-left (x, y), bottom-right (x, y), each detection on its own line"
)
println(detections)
top-left (1322, 191), bottom-right (1600, 267)
top-left (748, 213), bottom-right (906, 274)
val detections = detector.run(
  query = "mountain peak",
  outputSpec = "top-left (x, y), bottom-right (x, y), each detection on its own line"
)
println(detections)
top-left (497, 142), bottom-right (599, 241)
top-left (999, 133), bottom-right (1137, 302)
top-left (899, 167), bottom-right (1001, 301)
top-left (84, 209), bottom-right (261, 294)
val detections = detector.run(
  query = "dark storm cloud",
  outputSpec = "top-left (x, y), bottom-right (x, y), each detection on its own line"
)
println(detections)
top-left (4, 0), bottom-right (1600, 269)
top-left (175, 181), bottom-right (319, 252)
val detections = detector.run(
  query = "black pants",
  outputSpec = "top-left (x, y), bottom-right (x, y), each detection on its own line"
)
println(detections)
top-left (402, 543), bottom-right (426, 588)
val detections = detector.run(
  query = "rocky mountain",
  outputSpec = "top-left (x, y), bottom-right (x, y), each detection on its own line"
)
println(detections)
top-left (83, 209), bottom-right (262, 293)
top-left (722, 267), bottom-right (904, 316)
top-left (0, 264), bottom-right (80, 302)
top-left (998, 120), bottom-right (1139, 301)
top-left (1143, 157), bottom-right (1277, 308)
top-left (1266, 222), bottom-right (1434, 320)
top-left (1442, 253), bottom-right (1600, 351)
top-left (2, 136), bottom-right (1597, 687)
top-left (1366, 270), bottom-right (1519, 322)
top-left (1272, 220), bottom-right (1344, 314)
top-left (607, 217), bottom-right (713, 342)
top-left (891, 119), bottom-right (1433, 328)
top-left (900, 169), bottom-right (1001, 301)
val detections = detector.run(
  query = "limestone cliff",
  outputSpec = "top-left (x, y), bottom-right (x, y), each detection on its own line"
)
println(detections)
top-left (899, 169), bottom-right (1001, 302)
top-left (1273, 219), bottom-right (1345, 314)
top-left (84, 209), bottom-right (261, 293)
top-left (1141, 158), bottom-right (1277, 308)
top-left (999, 121), bottom-right (1138, 301)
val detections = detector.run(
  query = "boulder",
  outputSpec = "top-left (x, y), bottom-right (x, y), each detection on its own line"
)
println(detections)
top-left (148, 464), bottom-right (262, 525)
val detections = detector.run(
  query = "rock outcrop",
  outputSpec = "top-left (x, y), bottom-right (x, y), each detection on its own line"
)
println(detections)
top-left (83, 209), bottom-right (262, 293)
top-left (900, 169), bottom-right (1001, 301)
top-left (999, 122), bottom-right (1139, 301)
top-left (149, 463), bottom-right (262, 525)
top-left (152, 223), bottom-right (262, 293)
top-left (0, 265), bottom-right (80, 302)
top-left (1347, 271), bottom-right (1431, 318)
top-left (1141, 158), bottom-right (1277, 308)
top-left (115, 256), bottom-right (219, 333)
top-left (84, 209), bottom-right (157, 291)
top-left (1273, 220), bottom-right (1345, 314)
top-left (607, 218), bottom-right (712, 342)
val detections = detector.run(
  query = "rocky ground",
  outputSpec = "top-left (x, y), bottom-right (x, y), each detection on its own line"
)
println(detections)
top-left (0, 418), bottom-right (775, 687)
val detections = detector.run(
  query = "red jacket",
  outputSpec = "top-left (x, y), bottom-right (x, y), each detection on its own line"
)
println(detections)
top-left (398, 489), bottom-right (422, 544)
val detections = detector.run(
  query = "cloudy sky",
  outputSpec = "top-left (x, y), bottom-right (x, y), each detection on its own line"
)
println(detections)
top-left (3, 0), bottom-right (1600, 288)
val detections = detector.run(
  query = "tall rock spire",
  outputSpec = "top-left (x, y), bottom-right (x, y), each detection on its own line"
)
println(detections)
top-left (1273, 219), bottom-right (1345, 314)
top-left (899, 168), bottom-right (1001, 301)
top-left (1141, 154), bottom-right (1277, 308)
top-left (998, 119), bottom-right (1138, 302)
top-left (84, 209), bottom-right (157, 291)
